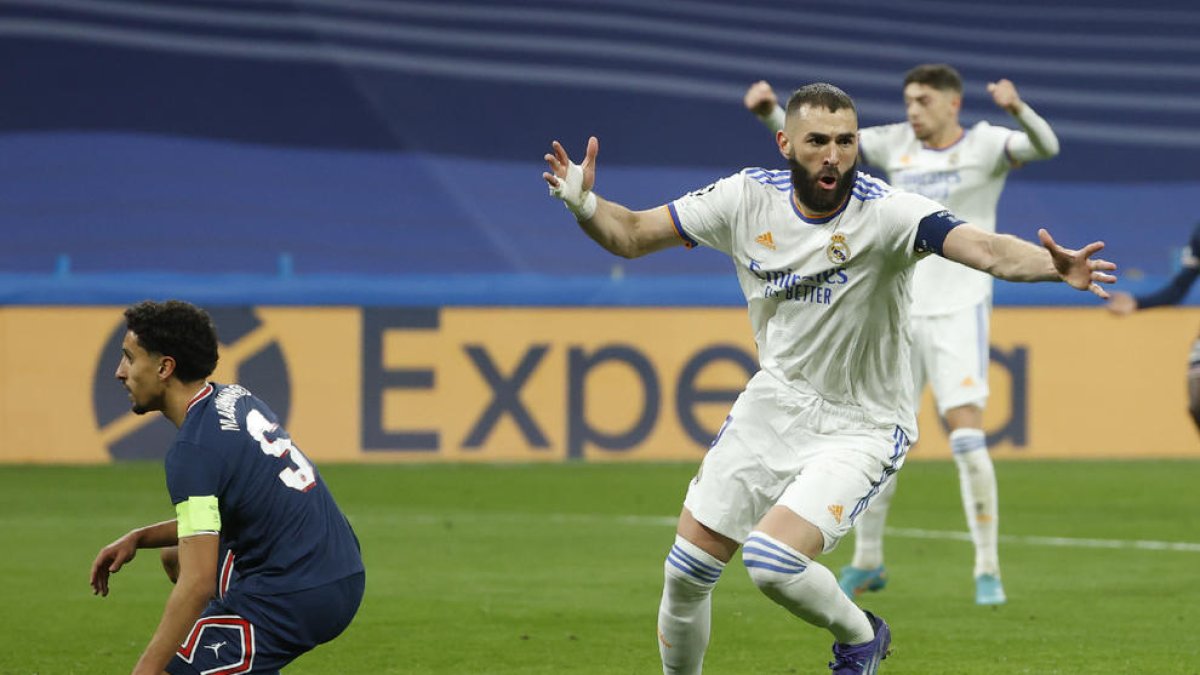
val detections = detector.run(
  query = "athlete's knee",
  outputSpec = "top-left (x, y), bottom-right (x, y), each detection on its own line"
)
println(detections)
top-left (160, 546), bottom-right (180, 584)
top-left (663, 535), bottom-right (725, 593)
top-left (741, 531), bottom-right (813, 597)
top-left (943, 404), bottom-right (984, 431)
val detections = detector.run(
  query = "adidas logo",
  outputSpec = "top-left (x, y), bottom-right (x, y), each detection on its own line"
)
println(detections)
top-left (755, 232), bottom-right (776, 250)
top-left (827, 504), bottom-right (844, 524)
top-left (960, 376), bottom-right (976, 388)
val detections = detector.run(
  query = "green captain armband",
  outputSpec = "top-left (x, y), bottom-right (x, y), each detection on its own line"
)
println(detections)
top-left (176, 495), bottom-right (221, 537)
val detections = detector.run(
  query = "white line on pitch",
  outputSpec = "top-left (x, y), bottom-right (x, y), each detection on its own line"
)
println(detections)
top-left (886, 527), bottom-right (1200, 553)
top-left (380, 512), bottom-right (1200, 553)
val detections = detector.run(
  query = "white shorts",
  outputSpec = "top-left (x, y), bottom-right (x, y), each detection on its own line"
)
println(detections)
top-left (683, 371), bottom-right (910, 553)
top-left (910, 301), bottom-right (991, 416)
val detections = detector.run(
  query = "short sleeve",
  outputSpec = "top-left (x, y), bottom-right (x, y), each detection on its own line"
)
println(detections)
top-left (976, 122), bottom-right (1018, 172)
top-left (857, 124), bottom-right (888, 168)
top-left (667, 173), bottom-right (743, 255)
top-left (877, 191), bottom-right (952, 264)
top-left (858, 122), bottom-right (906, 170)
top-left (165, 440), bottom-right (223, 506)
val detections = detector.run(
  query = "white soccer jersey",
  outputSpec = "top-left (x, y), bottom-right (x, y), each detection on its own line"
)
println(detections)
top-left (860, 121), bottom-right (1014, 316)
top-left (669, 169), bottom-right (950, 434)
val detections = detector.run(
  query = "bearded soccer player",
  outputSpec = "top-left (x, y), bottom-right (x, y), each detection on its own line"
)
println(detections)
top-left (544, 83), bottom-right (1111, 674)
top-left (90, 300), bottom-right (364, 674)
top-left (745, 64), bottom-right (1060, 605)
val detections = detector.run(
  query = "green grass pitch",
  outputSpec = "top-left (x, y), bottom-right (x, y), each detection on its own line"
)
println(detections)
top-left (3, 459), bottom-right (1198, 674)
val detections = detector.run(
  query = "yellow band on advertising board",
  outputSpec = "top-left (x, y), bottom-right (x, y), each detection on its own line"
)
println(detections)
top-left (1, 306), bottom-right (1195, 463)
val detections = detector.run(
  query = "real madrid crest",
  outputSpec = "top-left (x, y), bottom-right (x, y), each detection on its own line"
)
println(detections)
top-left (827, 234), bottom-right (851, 264)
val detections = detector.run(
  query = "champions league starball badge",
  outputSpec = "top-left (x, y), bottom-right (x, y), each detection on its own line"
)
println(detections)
top-left (826, 234), bottom-right (851, 264)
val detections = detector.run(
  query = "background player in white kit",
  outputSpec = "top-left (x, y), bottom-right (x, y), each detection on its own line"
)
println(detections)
top-left (543, 83), bottom-right (1111, 674)
top-left (745, 64), bottom-right (1060, 605)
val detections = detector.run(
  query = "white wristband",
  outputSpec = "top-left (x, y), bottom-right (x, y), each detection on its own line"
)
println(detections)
top-left (548, 160), bottom-right (597, 221)
top-left (760, 105), bottom-right (786, 134)
top-left (570, 191), bottom-right (597, 221)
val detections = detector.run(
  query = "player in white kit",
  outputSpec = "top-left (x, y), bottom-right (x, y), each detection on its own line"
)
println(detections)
top-left (745, 64), bottom-right (1060, 605)
top-left (544, 83), bottom-right (1110, 674)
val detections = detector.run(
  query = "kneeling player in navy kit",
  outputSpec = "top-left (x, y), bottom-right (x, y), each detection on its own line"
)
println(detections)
top-left (90, 300), bottom-right (365, 675)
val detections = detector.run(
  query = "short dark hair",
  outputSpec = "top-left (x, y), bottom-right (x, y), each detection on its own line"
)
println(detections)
top-left (785, 82), bottom-right (857, 117)
top-left (123, 300), bottom-right (219, 382)
top-left (903, 64), bottom-right (963, 94)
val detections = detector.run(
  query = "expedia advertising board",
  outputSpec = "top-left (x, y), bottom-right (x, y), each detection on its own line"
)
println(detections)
top-left (1, 306), bottom-right (1195, 463)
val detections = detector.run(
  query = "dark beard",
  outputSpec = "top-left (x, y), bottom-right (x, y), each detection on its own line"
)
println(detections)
top-left (788, 156), bottom-right (856, 215)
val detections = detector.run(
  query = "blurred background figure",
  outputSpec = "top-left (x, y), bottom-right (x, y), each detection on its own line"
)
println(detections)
top-left (1107, 222), bottom-right (1200, 434)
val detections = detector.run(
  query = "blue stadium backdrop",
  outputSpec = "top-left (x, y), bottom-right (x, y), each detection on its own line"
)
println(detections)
top-left (3, 0), bottom-right (1199, 296)
top-left (2, 0), bottom-right (1199, 462)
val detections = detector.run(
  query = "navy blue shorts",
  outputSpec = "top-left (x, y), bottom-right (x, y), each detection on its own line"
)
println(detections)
top-left (166, 572), bottom-right (364, 675)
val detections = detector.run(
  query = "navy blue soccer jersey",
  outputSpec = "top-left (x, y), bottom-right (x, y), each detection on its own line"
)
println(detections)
top-left (1135, 222), bottom-right (1200, 310)
top-left (165, 383), bottom-right (363, 596)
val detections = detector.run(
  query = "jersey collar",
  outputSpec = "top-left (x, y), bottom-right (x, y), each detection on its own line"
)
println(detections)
top-left (922, 126), bottom-right (965, 152)
top-left (186, 383), bottom-right (214, 413)
top-left (791, 189), bottom-right (849, 225)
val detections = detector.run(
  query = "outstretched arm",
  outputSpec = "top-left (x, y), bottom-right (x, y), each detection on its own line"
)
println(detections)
top-left (744, 80), bottom-right (786, 133)
top-left (941, 223), bottom-right (1116, 297)
top-left (1113, 223), bottom-right (1200, 314)
top-left (1108, 267), bottom-right (1200, 315)
top-left (989, 79), bottom-right (1060, 164)
top-left (543, 137), bottom-right (684, 259)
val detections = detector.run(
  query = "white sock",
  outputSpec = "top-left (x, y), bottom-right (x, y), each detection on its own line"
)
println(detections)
top-left (850, 477), bottom-right (896, 570)
top-left (659, 535), bottom-right (724, 675)
top-left (950, 428), bottom-right (1000, 577)
top-left (742, 531), bottom-right (873, 645)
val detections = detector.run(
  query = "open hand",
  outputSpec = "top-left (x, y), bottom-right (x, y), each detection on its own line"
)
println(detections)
top-left (543, 137), bottom-right (598, 193)
top-left (1038, 228), bottom-right (1117, 298)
